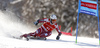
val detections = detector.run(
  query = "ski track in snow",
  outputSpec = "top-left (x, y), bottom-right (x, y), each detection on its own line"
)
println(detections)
top-left (0, 10), bottom-right (100, 48)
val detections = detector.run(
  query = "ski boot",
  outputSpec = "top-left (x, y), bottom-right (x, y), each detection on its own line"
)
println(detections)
top-left (20, 34), bottom-right (30, 41)
top-left (30, 36), bottom-right (47, 40)
top-left (42, 37), bottom-right (47, 40)
top-left (36, 37), bottom-right (47, 40)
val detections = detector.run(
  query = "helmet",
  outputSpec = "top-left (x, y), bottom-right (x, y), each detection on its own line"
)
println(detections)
top-left (50, 14), bottom-right (57, 19)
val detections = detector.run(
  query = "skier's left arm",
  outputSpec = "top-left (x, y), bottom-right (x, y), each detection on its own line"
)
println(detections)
top-left (55, 25), bottom-right (62, 40)
top-left (34, 18), bottom-right (48, 25)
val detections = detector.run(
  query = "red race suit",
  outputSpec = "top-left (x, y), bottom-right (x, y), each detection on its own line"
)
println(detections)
top-left (29, 18), bottom-right (61, 37)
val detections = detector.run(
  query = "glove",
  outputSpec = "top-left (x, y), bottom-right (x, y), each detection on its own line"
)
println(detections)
top-left (56, 36), bottom-right (60, 40)
top-left (56, 32), bottom-right (62, 40)
top-left (34, 20), bottom-right (39, 25)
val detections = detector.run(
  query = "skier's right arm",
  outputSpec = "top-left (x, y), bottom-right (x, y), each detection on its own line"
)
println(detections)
top-left (34, 18), bottom-right (48, 25)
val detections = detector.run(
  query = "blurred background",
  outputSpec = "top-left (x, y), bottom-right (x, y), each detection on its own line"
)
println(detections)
top-left (0, 0), bottom-right (100, 38)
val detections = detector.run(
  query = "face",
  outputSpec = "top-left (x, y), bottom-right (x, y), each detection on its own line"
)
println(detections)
top-left (52, 19), bottom-right (57, 24)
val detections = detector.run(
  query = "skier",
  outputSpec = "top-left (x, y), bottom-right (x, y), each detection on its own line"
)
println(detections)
top-left (20, 14), bottom-right (62, 40)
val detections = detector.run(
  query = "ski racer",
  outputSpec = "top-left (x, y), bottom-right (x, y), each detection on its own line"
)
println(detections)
top-left (20, 14), bottom-right (62, 40)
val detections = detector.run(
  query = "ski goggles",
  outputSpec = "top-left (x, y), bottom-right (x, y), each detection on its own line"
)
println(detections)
top-left (52, 19), bottom-right (56, 22)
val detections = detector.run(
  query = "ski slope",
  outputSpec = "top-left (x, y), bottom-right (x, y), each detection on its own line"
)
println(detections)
top-left (0, 35), bottom-right (99, 48)
top-left (0, 10), bottom-right (100, 48)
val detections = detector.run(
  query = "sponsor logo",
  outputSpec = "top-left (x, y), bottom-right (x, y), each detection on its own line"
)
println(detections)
top-left (81, 1), bottom-right (97, 10)
top-left (80, 10), bottom-right (96, 16)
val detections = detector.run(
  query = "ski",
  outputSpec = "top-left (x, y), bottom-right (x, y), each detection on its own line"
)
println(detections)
top-left (12, 36), bottom-right (29, 41)
top-left (13, 36), bottom-right (47, 41)
top-left (29, 36), bottom-right (47, 40)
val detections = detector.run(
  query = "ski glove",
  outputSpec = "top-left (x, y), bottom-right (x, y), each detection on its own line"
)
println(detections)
top-left (34, 20), bottom-right (39, 25)
top-left (56, 32), bottom-right (62, 40)
top-left (56, 36), bottom-right (60, 40)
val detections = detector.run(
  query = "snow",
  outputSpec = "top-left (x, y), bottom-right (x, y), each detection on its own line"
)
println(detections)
top-left (0, 10), bottom-right (100, 48)
top-left (0, 35), bottom-right (99, 48)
